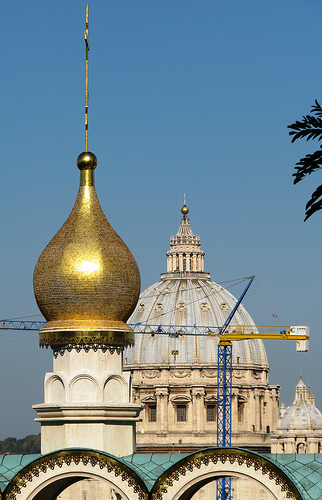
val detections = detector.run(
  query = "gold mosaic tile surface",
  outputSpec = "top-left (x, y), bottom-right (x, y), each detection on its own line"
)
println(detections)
top-left (34, 178), bottom-right (140, 347)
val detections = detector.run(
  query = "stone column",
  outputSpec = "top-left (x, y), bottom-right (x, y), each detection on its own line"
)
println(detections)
top-left (231, 392), bottom-right (238, 433)
top-left (307, 435), bottom-right (319, 453)
top-left (267, 389), bottom-right (279, 433)
top-left (156, 388), bottom-right (169, 434)
top-left (254, 391), bottom-right (261, 432)
top-left (284, 436), bottom-right (296, 453)
top-left (191, 388), bottom-right (205, 433)
top-left (247, 389), bottom-right (256, 432)
top-left (193, 254), bottom-right (197, 271)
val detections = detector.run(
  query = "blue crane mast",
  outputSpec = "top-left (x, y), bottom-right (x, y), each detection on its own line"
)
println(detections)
top-left (215, 276), bottom-right (254, 500)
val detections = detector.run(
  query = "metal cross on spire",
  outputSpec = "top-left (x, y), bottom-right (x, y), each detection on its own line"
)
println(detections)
top-left (84, 5), bottom-right (90, 151)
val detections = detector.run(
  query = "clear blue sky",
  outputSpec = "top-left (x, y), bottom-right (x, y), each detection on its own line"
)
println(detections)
top-left (0, 1), bottom-right (321, 440)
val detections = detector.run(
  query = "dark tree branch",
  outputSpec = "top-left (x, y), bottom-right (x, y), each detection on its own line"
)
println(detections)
top-left (293, 149), bottom-right (322, 184)
top-left (304, 185), bottom-right (322, 221)
top-left (288, 100), bottom-right (322, 220)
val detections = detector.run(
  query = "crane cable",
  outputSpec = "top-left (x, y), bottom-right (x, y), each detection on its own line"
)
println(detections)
top-left (254, 278), bottom-right (280, 324)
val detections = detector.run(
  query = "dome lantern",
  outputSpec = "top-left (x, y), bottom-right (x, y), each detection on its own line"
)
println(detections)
top-left (166, 202), bottom-right (206, 275)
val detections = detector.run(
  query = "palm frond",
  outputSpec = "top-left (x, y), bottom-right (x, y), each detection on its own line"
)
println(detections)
top-left (304, 185), bottom-right (322, 221)
top-left (293, 149), bottom-right (322, 184)
top-left (288, 100), bottom-right (322, 220)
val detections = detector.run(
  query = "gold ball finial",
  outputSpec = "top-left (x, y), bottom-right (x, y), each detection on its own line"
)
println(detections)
top-left (181, 204), bottom-right (189, 216)
top-left (77, 151), bottom-right (97, 170)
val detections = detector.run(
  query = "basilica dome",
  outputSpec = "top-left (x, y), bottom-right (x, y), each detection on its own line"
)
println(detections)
top-left (126, 204), bottom-right (268, 368)
top-left (278, 378), bottom-right (322, 431)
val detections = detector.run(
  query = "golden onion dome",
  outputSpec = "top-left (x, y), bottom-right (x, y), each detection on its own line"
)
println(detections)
top-left (33, 152), bottom-right (140, 349)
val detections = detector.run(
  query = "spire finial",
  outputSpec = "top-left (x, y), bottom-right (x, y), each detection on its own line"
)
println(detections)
top-left (76, 5), bottom-right (97, 186)
top-left (181, 194), bottom-right (189, 217)
top-left (84, 4), bottom-right (90, 152)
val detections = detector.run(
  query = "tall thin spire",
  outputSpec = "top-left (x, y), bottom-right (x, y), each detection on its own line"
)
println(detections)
top-left (84, 5), bottom-right (90, 151)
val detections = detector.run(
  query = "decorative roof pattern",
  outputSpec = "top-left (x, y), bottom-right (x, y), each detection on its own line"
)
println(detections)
top-left (268, 454), bottom-right (322, 500)
top-left (126, 277), bottom-right (267, 366)
top-left (123, 452), bottom-right (322, 500)
top-left (1, 451), bottom-right (322, 499)
top-left (0, 454), bottom-right (41, 492)
top-left (122, 453), bottom-right (188, 490)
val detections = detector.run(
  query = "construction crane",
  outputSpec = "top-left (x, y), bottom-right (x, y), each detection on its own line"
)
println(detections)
top-left (0, 319), bottom-right (309, 347)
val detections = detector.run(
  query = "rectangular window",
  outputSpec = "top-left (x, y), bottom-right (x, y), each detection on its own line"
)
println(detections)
top-left (238, 402), bottom-right (244, 423)
top-left (207, 404), bottom-right (216, 422)
top-left (147, 404), bottom-right (157, 422)
top-left (177, 404), bottom-right (187, 422)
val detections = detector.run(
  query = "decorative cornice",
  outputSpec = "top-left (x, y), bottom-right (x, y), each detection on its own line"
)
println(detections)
top-left (151, 448), bottom-right (302, 500)
top-left (170, 369), bottom-right (191, 378)
top-left (52, 343), bottom-right (125, 357)
top-left (40, 330), bottom-right (134, 351)
top-left (5, 450), bottom-right (148, 500)
top-left (142, 370), bottom-right (161, 379)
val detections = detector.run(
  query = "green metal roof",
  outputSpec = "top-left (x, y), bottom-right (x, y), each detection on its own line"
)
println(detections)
top-left (0, 454), bottom-right (41, 492)
top-left (266, 454), bottom-right (322, 500)
top-left (1, 451), bottom-right (322, 500)
top-left (121, 452), bottom-right (322, 499)
top-left (121, 453), bottom-right (189, 490)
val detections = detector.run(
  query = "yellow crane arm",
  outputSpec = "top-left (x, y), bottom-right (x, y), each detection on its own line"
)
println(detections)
top-left (213, 325), bottom-right (309, 351)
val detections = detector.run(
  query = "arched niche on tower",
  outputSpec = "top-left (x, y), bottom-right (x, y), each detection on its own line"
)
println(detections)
top-left (103, 375), bottom-right (128, 403)
top-left (45, 375), bottom-right (66, 404)
top-left (69, 374), bottom-right (99, 403)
